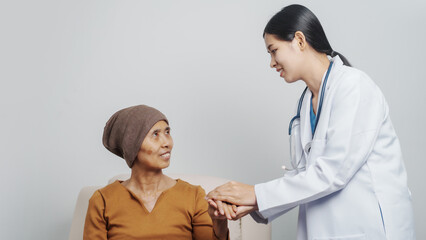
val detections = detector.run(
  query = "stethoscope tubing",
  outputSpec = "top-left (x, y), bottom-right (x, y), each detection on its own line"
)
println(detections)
top-left (314, 61), bottom-right (333, 133)
top-left (288, 87), bottom-right (308, 135)
top-left (288, 61), bottom-right (333, 136)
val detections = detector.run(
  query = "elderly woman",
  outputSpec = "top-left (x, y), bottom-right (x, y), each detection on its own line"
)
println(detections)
top-left (83, 105), bottom-right (229, 240)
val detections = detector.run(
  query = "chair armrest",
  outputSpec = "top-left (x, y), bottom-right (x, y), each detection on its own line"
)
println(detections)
top-left (69, 186), bottom-right (101, 240)
top-left (241, 215), bottom-right (271, 240)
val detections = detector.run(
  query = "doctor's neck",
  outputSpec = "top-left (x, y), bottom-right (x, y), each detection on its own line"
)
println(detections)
top-left (302, 52), bottom-right (330, 99)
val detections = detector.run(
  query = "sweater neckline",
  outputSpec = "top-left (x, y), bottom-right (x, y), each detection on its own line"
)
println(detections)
top-left (115, 178), bottom-right (181, 213)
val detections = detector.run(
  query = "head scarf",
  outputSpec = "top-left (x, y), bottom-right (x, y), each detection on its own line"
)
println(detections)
top-left (102, 105), bottom-right (168, 168)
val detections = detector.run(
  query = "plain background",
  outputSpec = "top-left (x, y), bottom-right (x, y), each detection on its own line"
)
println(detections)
top-left (1, 0), bottom-right (425, 239)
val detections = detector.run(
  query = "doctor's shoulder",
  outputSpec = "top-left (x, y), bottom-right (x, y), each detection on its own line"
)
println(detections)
top-left (334, 65), bottom-right (383, 98)
top-left (331, 65), bottom-right (388, 116)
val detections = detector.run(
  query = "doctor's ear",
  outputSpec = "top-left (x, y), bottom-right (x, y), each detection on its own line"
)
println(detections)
top-left (294, 31), bottom-right (307, 50)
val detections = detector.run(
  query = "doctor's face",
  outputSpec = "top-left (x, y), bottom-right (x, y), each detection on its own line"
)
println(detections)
top-left (264, 33), bottom-right (304, 83)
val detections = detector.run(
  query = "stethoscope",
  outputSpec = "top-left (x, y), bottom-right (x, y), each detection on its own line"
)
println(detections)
top-left (285, 60), bottom-right (333, 172)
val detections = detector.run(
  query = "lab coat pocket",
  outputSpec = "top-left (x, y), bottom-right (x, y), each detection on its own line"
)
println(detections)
top-left (305, 139), bottom-right (327, 166)
top-left (313, 233), bottom-right (366, 240)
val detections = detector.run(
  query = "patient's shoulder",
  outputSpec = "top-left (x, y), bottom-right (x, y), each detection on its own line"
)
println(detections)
top-left (92, 180), bottom-right (126, 201)
top-left (174, 179), bottom-right (206, 197)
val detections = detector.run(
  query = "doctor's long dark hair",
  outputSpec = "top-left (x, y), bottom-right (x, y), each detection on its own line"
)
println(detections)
top-left (264, 4), bottom-right (352, 66)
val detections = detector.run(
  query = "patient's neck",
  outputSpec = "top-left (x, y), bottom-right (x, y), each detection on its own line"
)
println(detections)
top-left (123, 165), bottom-right (174, 196)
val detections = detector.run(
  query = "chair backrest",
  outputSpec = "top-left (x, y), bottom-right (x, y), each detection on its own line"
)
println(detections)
top-left (69, 173), bottom-right (271, 240)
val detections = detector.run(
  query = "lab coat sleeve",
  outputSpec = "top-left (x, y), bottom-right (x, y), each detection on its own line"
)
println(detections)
top-left (254, 72), bottom-right (386, 221)
top-left (250, 206), bottom-right (296, 224)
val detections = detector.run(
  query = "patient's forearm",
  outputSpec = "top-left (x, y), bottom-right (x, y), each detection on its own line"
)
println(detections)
top-left (212, 219), bottom-right (228, 240)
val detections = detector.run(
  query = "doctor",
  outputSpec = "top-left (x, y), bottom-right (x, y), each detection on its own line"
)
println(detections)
top-left (207, 4), bottom-right (415, 240)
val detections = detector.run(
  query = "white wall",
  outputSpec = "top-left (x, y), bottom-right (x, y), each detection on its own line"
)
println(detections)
top-left (1, 0), bottom-right (425, 239)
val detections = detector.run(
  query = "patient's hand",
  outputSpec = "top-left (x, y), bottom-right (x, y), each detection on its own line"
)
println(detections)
top-left (207, 199), bottom-right (258, 220)
top-left (207, 199), bottom-right (237, 220)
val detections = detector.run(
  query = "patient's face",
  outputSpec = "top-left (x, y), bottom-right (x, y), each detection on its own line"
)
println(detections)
top-left (136, 120), bottom-right (173, 170)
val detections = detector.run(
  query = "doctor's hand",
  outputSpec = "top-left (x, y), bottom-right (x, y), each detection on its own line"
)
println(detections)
top-left (233, 205), bottom-right (258, 219)
top-left (207, 181), bottom-right (257, 206)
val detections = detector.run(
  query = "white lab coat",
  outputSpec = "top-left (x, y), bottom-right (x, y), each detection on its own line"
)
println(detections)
top-left (251, 56), bottom-right (415, 239)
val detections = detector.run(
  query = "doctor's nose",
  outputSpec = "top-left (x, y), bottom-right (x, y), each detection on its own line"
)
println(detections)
top-left (270, 57), bottom-right (277, 69)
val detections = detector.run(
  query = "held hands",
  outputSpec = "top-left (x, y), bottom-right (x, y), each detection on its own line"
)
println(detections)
top-left (207, 199), bottom-right (237, 220)
top-left (206, 181), bottom-right (258, 221)
top-left (207, 199), bottom-right (258, 220)
top-left (207, 181), bottom-right (257, 206)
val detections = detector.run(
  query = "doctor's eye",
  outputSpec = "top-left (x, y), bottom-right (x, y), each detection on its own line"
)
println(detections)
top-left (271, 49), bottom-right (277, 54)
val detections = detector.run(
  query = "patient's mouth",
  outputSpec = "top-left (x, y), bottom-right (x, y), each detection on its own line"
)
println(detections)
top-left (160, 152), bottom-right (171, 159)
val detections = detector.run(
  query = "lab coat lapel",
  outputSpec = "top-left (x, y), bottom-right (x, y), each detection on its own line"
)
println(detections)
top-left (300, 89), bottom-right (312, 150)
top-left (299, 56), bottom-right (344, 155)
top-left (326, 56), bottom-right (344, 89)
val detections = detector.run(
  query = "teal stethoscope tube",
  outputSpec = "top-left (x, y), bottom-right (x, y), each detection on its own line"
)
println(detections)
top-left (288, 61), bottom-right (333, 136)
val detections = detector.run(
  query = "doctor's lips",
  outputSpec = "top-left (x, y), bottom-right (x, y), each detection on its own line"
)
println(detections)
top-left (276, 68), bottom-right (284, 77)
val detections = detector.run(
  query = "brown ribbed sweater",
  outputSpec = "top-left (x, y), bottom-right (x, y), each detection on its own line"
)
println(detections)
top-left (83, 179), bottom-right (225, 240)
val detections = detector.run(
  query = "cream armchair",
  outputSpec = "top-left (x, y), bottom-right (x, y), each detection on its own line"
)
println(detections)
top-left (69, 173), bottom-right (271, 240)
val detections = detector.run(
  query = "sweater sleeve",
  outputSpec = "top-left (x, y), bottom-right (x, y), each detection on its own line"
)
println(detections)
top-left (192, 186), bottom-right (229, 240)
top-left (83, 190), bottom-right (108, 240)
